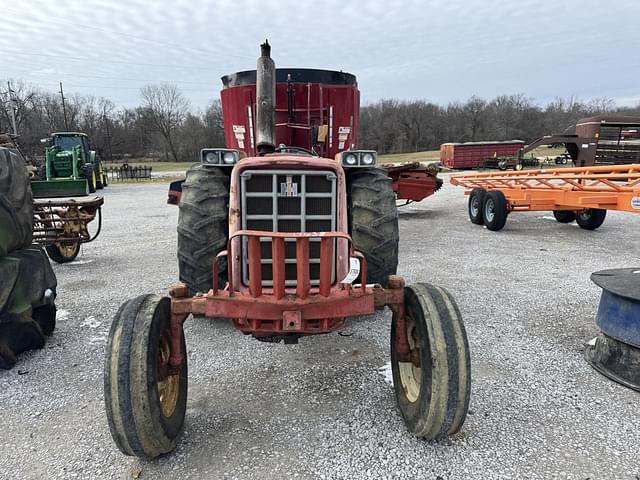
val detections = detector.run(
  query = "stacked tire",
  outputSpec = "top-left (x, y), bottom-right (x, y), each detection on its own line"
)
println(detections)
top-left (0, 147), bottom-right (58, 369)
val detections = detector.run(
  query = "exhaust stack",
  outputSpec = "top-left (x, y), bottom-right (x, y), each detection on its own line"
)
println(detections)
top-left (256, 40), bottom-right (276, 155)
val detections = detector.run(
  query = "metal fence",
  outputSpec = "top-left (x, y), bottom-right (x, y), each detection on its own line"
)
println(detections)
top-left (105, 164), bottom-right (152, 181)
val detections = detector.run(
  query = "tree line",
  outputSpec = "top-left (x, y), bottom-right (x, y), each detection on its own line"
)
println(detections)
top-left (1, 79), bottom-right (639, 162)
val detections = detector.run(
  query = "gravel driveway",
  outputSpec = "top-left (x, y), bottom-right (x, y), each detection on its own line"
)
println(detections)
top-left (1, 177), bottom-right (638, 479)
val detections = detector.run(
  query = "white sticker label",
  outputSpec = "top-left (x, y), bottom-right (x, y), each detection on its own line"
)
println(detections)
top-left (232, 125), bottom-right (246, 133)
top-left (338, 126), bottom-right (351, 134)
top-left (341, 257), bottom-right (360, 284)
top-left (632, 197), bottom-right (640, 209)
top-left (581, 143), bottom-right (589, 148)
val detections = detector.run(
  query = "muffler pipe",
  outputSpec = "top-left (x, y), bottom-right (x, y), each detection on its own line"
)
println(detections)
top-left (256, 40), bottom-right (276, 155)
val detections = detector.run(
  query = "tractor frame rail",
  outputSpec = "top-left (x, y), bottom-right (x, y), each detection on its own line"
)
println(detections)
top-left (32, 196), bottom-right (104, 245)
top-left (450, 164), bottom-right (640, 212)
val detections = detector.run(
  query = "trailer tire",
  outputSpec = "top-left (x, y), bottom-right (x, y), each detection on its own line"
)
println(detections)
top-left (104, 295), bottom-right (188, 459)
top-left (391, 283), bottom-right (471, 440)
top-left (468, 188), bottom-right (486, 225)
top-left (347, 168), bottom-right (399, 286)
top-left (482, 190), bottom-right (508, 231)
top-left (45, 241), bottom-right (81, 263)
top-left (178, 165), bottom-right (229, 294)
top-left (576, 209), bottom-right (606, 230)
top-left (552, 210), bottom-right (576, 223)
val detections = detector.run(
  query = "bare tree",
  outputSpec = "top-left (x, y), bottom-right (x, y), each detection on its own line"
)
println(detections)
top-left (140, 83), bottom-right (190, 161)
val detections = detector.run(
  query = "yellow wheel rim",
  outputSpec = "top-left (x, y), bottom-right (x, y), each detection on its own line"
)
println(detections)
top-left (56, 241), bottom-right (79, 258)
top-left (157, 330), bottom-right (180, 418)
top-left (398, 316), bottom-right (421, 403)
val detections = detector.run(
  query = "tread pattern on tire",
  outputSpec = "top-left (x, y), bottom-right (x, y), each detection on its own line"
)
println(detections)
top-left (177, 165), bottom-right (229, 294)
top-left (104, 294), bottom-right (187, 459)
top-left (347, 168), bottom-right (399, 286)
top-left (0, 147), bottom-right (33, 255)
top-left (483, 190), bottom-right (508, 231)
top-left (576, 209), bottom-right (606, 230)
top-left (392, 283), bottom-right (471, 440)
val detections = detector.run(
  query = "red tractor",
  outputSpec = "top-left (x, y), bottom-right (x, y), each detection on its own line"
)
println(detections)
top-left (104, 42), bottom-right (470, 459)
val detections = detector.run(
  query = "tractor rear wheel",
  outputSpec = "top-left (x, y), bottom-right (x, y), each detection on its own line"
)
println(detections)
top-left (391, 283), bottom-right (471, 440)
top-left (178, 165), bottom-right (229, 294)
top-left (576, 208), bottom-right (606, 230)
top-left (104, 295), bottom-right (188, 459)
top-left (347, 168), bottom-right (399, 286)
top-left (468, 188), bottom-right (486, 225)
top-left (45, 241), bottom-right (80, 263)
top-left (553, 210), bottom-right (576, 223)
top-left (482, 190), bottom-right (508, 231)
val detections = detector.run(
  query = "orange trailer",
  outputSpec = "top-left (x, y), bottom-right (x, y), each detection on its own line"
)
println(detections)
top-left (450, 164), bottom-right (640, 231)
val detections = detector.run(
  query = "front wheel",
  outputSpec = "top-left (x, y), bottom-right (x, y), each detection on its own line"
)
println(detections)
top-left (482, 190), bottom-right (508, 231)
top-left (468, 188), bottom-right (486, 225)
top-left (391, 283), bottom-right (471, 440)
top-left (45, 241), bottom-right (80, 263)
top-left (104, 295), bottom-right (188, 459)
top-left (576, 209), bottom-right (606, 230)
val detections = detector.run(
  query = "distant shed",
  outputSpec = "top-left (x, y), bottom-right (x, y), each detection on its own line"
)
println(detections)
top-left (440, 141), bottom-right (525, 169)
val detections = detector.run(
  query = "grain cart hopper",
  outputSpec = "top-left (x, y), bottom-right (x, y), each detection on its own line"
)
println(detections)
top-left (31, 132), bottom-right (107, 198)
top-left (167, 62), bottom-right (441, 205)
top-left (105, 42), bottom-right (470, 459)
top-left (520, 115), bottom-right (640, 167)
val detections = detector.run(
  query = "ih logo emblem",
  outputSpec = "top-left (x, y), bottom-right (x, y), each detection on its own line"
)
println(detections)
top-left (280, 176), bottom-right (299, 197)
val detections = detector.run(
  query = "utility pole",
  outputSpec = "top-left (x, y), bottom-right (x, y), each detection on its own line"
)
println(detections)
top-left (59, 82), bottom-right (69, 130)
top-left (103, 105), bottom-right (113, 161)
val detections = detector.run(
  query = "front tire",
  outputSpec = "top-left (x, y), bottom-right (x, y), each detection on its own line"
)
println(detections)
top-left (391, 283), bottom-right (471, 440)
top-left (576, 209), bottom-right (606, 230)
top-left (84, 165), bottom-right (96, 193)
top-left (347, 168), bottom-right (399, 286)
top-left (482, 190), bottom-right (508, 231)
top-left (45, 241), bottom-right (80, 263)
top-left (104, 295), bottom-right (188, 459)
top-left (177, 165), bottom-right (229, 294)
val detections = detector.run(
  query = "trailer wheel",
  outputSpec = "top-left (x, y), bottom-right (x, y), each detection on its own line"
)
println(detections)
top-left (178, 165), bottom-right (229, 294)
top-left (391, 283), bottom-right (471, 440)
top-left (104, 295), bottom-right (188, 459)
top-left (482, 190), bottom-right (508, 231)
top-left (468, 188), bottom-right (486, 225)
top-left (347, 168), bottom-right (399, 286)
top-left (45, 241), bottom-right (80, 263)
top-left (552, 210), bottom-right (576, 223)
top-left (576, 209), bottom-right (606, 230)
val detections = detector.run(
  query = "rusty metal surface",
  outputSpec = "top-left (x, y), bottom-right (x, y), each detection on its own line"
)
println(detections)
top-left (382, 162), bottom-right (443, 202)
top-left (32, 196), bottom-right (104, 246)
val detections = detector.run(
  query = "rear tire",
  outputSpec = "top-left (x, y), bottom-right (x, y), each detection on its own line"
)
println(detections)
top-left (347, 168), bottom-right (399, 286)
top-left (178, 165), bottom-right (229, 294)
top-left (553, 210), bottom-right (576, 223)
top-left (576, 209), bottom-right (606, 230)
top-left (45, 241), bottom-right (80, 263)
top-left (482, 190), bottom-right (508, 231)
top-left (391, 283), bottom-right (471, 440)
top-left (104, 295), bottom-right (188, 459)
top-left (468, 188), bottom-right (486, 225)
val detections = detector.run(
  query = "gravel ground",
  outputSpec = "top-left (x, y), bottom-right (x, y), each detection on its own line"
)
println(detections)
top-left (1, 176), bottom-right (639, 480)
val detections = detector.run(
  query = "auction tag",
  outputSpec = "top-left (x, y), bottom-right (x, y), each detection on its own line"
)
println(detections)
top-left (341, 257), bottom-right (360, 284)
top-left (632, 197), bottom-right (640, 210)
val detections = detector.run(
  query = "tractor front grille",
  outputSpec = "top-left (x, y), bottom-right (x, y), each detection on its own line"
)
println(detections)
top-left (240, 169), bottom-right (337, 287)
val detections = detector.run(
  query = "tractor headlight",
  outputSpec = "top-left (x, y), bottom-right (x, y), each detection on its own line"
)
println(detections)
top-left (222, 151), bottom-right (236, 164)
top-left (200, 148), bottom-right (242, 166)
top-left (344, 153), bottom-right (358, 166)
top-left (337, 150), bottom-right (378, 167)
top-left (361, 152), bottom-right (375, 165)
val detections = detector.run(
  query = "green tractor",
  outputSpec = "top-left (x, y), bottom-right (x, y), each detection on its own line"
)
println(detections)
top-left (31, 132), bottom-right (107, 198)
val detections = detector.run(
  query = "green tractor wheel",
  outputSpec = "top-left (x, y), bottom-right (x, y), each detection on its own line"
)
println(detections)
top-left (84, 165), bottom-right (96, 193)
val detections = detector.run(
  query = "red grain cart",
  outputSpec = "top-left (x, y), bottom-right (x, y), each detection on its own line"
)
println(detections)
top-left (440, 141), bottom-right (525, 169)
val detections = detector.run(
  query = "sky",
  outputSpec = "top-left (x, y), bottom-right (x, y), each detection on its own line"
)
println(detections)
top-left (1, 0), bottom-right (639, 110)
